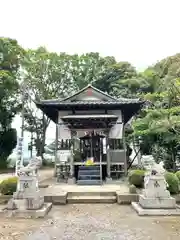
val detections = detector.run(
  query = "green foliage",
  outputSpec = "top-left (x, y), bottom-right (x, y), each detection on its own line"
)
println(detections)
top-left (132, 76), bottom-right (180, 170)
top-left (175, 171), bottom-right (180, 182)
top-left (165, 172), bottom-right (179, 194)
top-left (0, 128), bottom-right (17, 168)
top-left (94, 61), bottom-right (137, 97)
top-left (0, 38), bottom-right (23, 130)
top-left (131, 54), bottom-right (180, 172)
top-left (0, 176), bottom-right (18, 195)
top-left (128, 170), bottom-right (146, 188)
top-left (22, 49), bottom-right (138, 156)
top-left (0, 38), bottom-right (23, 169)
top-left (4, 37), bottom-right (180, 174)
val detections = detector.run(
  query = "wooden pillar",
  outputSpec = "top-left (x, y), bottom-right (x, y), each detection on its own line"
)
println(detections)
top-left (54, 123), bottom-right (58, 177)
top-left (123, 127), bottom-right (128, 176)
top-left (106, 130), bottom-right (112, 183)
top-left (67, 130), bottom-right (76, 184)
top-left (106, 150), bottom-right (111, 178)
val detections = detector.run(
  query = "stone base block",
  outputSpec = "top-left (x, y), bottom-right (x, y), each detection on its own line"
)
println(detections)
top-left (116, 193), bottom-right (139, 204)
top-left (67, 195), bottom-right (116, 204)
top-left (139, 195), bottom-right (176, 209)
top-left (0, 203), bottom-right (52, 218)
top-left (44, 192), bottom-right (67, 205)
top-left (106, 177), bottom-right (113, 184)
top-left (132, 202), bottom-right (180, 216)
top-left (67, 177), bottom-right (76, 184)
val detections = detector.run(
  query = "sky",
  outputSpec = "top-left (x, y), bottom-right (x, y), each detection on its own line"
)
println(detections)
top-left (2, 0), bottom-right (180, 155)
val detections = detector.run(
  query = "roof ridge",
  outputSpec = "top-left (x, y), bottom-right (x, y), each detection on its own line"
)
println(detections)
top-left (59, 84), bottom-right (117, 102)
top-left (39, 99), bottom-right (144, 105)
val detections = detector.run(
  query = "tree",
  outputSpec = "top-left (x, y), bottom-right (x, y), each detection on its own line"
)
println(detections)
top-left (94, 61), bottom-right (137, 97)
top-left (133, 106), bottom-right (180, 171)
top-left (132, 59), bottom-right (180, 171)
top-left (0, 38), bottom-right (24, 167)
top-left (22, 50), bottom-right (139, 157)
top-left (70, 53), bottom-right (116, 91)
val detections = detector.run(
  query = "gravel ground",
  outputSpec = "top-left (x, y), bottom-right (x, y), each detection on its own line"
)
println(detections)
top-left (1, 204), bottom-right (180, 240)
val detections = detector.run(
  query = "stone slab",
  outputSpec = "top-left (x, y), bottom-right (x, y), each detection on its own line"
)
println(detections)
top-left (39, 184), bottom-right (49, 188)
top-left (67, 177), bottom-right (76, 184)
top-left (106, 177), bottom-right (113, 183)
top-left (116, 193), bottom-right (139, 204)
top-left (0, 203), bottom-right (52, 218)
top-left (139, 194), bottom-right (176, 209)
top-left (77, 179), bottom-right (102, 185)
top-left (44, 192), bottom-right (67, 205)
top-left (68, 191), bottom-right (116, 197)
top-left (174, 194), bottom-right (180, 203)
top-left (132, 202), bottom-right (180, 216)
top-left (67, 196), bottom-right (117, 204)
top-left (51, 194), bottom-right (67, 205)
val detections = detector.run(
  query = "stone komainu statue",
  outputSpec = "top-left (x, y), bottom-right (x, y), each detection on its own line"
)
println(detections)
top-left (18, 156), bottom-right (42, 175)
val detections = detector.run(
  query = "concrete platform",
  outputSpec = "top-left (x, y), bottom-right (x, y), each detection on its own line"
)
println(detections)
top-left (38, 180), bottom-right (132, 204)
top-left (132, 202), bottom-right (180, 216)
top-left (41, 183), bottom-right (129, 204)
top-left (0, 203), bottom-right (52, 218)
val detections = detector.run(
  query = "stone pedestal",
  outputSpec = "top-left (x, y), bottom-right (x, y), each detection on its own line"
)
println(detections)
top-left (132, 172), bottom-right (180, 216)
top-left (1, 172), bottom-right (52, 218)
top-left (139, 195), bottom-right (176, 209)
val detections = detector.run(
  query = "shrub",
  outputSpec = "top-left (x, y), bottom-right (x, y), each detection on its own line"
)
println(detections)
top-left (165, 172), bottom-right (179, 194)
top-left (176, 171), bottom-right (180, 182)
top-left (128, 170), bottom-right (146, 188)
top-left (0, 176), bottom-right (18, 195)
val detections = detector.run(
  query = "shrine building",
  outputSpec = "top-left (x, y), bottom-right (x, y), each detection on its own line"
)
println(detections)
top-left (36, 84), bottom-right (144, 185)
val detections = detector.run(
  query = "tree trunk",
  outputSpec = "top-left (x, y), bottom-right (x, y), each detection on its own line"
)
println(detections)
top-left (35, 137), bottom-right (42, 156)
top-left (172, 150), bottom-right (176, 172)
top-left (40, 113), bottom-right (48, 159)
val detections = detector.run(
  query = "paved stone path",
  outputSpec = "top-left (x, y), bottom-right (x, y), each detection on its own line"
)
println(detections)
top-left (23, 204), bottom-right (180, 240)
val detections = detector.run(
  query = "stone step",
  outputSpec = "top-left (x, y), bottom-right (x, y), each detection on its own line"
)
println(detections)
top-left (67, 195), bottom-right (117, 204)
top-left (78, 175), bottom-right (100, 180)
top-left (77, 180), bottom-right (102, 185)
top-left (78, 170), bottom-right (100, 175)
top-left (68, 191), bottom-right (116, 197)
top-left (79, 166), bottom-right (100, 170)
